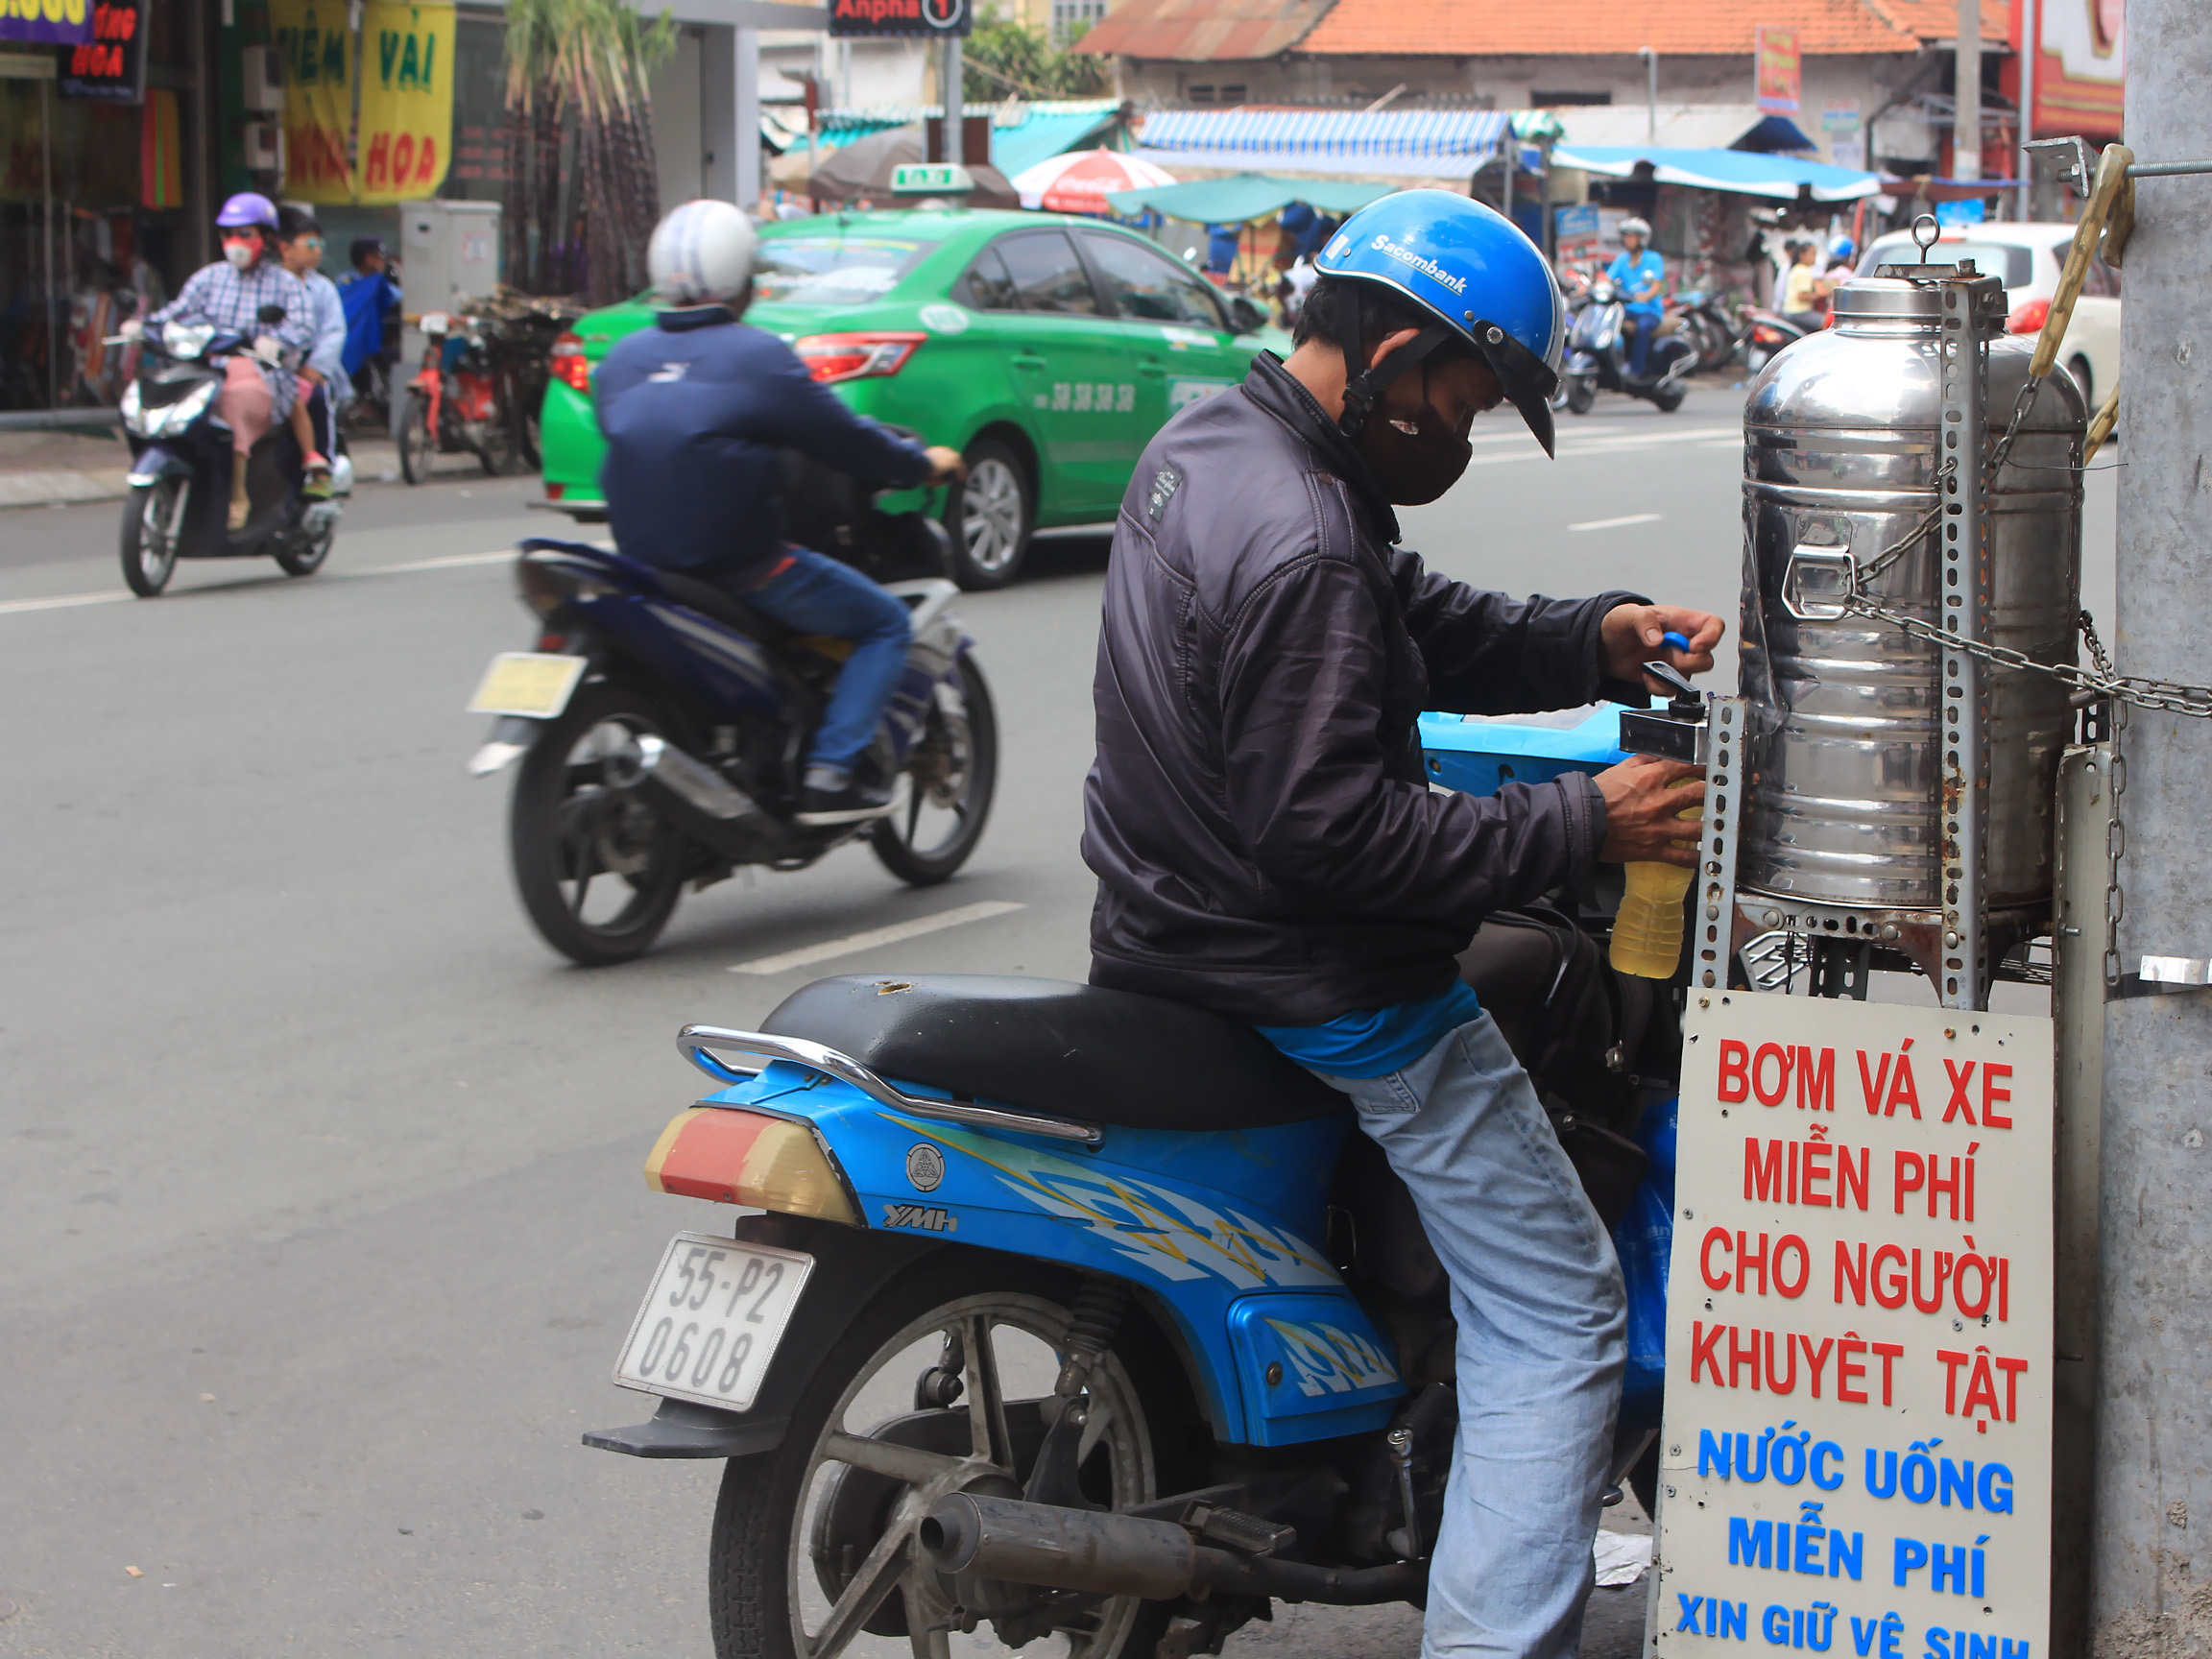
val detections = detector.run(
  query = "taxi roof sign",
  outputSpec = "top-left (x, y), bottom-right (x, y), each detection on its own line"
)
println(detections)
top-left (890, 162), bottom-right (974, 196)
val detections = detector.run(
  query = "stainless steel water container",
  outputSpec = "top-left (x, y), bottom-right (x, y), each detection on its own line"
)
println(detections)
top-left (1738, 276), bottom-right (2085, 918)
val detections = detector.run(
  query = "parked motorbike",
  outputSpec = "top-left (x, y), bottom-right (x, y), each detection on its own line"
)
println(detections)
top-left (1737, 305), bottom-right (1819, 374)
top-left (1664, 289), bottom-right (1739, 374)
top-left (397, 309), bottom-right (528, 483)
top-left (467, 478), bottom-right (996, 965)
top-left (116, 306), bottom-right (351, 598)
top-left (1557, 275), bottom-right (1695, 415)
top-left (583, 710), bottom-right (1686, 1659)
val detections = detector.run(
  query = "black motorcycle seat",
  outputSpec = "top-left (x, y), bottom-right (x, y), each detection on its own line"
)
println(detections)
top-left (760, 974), bottom-right (1346, 1133)
top-left (652, 568), bottom-right (796, 648)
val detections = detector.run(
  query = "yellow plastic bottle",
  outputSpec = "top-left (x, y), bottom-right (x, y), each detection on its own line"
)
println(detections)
top-left (1609, 808), bottom-right (1703, 979)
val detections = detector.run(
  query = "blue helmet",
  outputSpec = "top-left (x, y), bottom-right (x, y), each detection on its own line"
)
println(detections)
top-left (216, 191), bottom-right (278, 231)
top-left (1828, 234), bottom-right (1856, 260)
top-left (1315, 189), bottom-right (1567, 456)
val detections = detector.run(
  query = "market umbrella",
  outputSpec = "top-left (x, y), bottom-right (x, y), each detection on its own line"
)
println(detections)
top-left (1010, 147), bottom-right (1177, 215)
top-left (801, 126), bottom-right (1020, 210)
top-left (1104, 172), bottom-right (1395, 223)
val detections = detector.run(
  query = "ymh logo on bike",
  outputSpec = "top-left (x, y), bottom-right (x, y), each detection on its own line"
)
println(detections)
top-left (273, 0), bottom-right (455, 205)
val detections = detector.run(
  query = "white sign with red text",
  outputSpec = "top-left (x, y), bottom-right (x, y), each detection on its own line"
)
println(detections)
top-left (1656, 992), bottom-right (2053, 1659)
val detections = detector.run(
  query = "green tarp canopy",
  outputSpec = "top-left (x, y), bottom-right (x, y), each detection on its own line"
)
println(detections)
top-left (1103, 172), bottom-right (1395, 224)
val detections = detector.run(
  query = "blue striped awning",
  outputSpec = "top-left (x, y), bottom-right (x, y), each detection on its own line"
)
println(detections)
top-left (1135, 108), bottom-right (1510, 170)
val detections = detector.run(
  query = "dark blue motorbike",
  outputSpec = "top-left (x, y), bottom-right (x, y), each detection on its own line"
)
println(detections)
top-left (467, 533), bottom-right (997, 964)
top-left (117, 309), bottom-right (350, 597)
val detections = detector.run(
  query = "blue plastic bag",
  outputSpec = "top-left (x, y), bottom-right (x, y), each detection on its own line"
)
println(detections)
top-left (1613, 1092), bottom-right (1677, 1407)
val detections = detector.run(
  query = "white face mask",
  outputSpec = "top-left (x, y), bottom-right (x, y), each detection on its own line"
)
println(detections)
top-left (223, 240), bottom-right (257, 270)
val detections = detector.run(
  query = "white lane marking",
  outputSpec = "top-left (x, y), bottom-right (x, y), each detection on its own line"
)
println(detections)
top-left (376, 550), bottom-right (517, 573)
top-left (730, 900), bottom-right (1027, 975)
top-left (1568, 513), bottom-right (1663, 532)
top-left (0, 547), bottom-right (523, 617)
top-left (0, 589), bottom-right (133, 616)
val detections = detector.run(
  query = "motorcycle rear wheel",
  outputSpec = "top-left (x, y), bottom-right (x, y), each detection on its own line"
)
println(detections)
top-left (1566, 377), bottom-right (1598, 416)
top-left (397, 390), bottom-right (436, 485)
top-left (871, 656), bottom-right (998, 887)
top-left (509, 681), bottom-right (687, 965)
top-left (275, 512), bottom-right (336, 577)
top-left (120, 477), bottom-right (188, 597)
top-left (708, 1260), bottom-right (1178, 1659)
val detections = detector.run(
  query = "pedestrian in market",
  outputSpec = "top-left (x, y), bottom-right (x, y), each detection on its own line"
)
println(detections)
top-left (1084, 189), bottom-right (1719, 1659)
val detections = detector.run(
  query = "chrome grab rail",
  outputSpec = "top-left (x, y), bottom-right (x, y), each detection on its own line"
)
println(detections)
top-left (677, 1024), bottom-right (1106, 1148)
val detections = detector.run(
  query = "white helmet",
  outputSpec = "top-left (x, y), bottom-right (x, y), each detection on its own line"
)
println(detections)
top-left (648, 200), bottom-right (759, 307)
top-left (1620, 216), bottom-right (1651, 239)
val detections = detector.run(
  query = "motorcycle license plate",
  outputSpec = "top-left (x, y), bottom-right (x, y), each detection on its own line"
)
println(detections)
top-left (613, 1233), bottom-right (813, 1412)
top-left (467, 652), bottom-right (585, 719)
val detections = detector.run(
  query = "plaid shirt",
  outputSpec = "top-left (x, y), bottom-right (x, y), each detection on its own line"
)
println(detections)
top-left (152, 259), bottom-right (315, 413)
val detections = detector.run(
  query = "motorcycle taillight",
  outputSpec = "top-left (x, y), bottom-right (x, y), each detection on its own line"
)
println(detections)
top-left (644, 1107), bottom-right (860, 1226)
top-left (551, 330), bottom-right (591, 392)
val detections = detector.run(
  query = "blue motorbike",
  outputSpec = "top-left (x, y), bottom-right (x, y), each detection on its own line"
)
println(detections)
top-left (587, 705), bottom-right (1684, 1659)
top-left (466, 525), bottom-right (996, 965)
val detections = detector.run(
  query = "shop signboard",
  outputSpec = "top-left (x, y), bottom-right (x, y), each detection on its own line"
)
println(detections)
top-left (275, 0), bottom-right (453, 204)
top-left (0, 0), bottom-right (91, 47)
top-left (56, 0), bottom-right (144, 102)
top-left (1755, 27), bottom-right (1801, 116)
top-left (1656, 993), bottom-right (2054, 1659)
top-left (1823, 104), bottom-right (1863, 173)
top-left (2022, 0), bottom-right (2123, 139)
top-left (830, 0), bottom-right (969, 37)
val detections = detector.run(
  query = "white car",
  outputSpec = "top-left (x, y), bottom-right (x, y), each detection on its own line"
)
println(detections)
top-left (1856, 222), bottom-right (2121, 407)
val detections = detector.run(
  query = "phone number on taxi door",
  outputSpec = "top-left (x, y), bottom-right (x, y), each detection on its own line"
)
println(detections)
top-left (1035, 382), bottom-right (1136, 413)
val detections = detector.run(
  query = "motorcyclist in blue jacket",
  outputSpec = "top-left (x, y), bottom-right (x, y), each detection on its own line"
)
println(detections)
top-left (596, 200), bottom-right (967, 824)
top-left (1605, 216), bottom-right (1666, 382)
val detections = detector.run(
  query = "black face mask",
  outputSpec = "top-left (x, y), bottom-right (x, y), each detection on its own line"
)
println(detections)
top-left (1357, 376), bottom-right (1473, 506)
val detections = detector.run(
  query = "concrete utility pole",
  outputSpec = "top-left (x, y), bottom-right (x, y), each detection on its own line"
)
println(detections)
top-left (1954, 0), bottom-right (1982, 180)
top-left (2093, 0), bottom-right (2212, 1649)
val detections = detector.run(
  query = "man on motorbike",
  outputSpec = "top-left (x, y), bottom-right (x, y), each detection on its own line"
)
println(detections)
top-left (1605, 216), bottom-right (1667, 382)
top-left (129, 192), bottom-right (313, 530)
top-left (595, 200), bottom-right (968, 824)
top-left (1083, 190), bottom-right (1719, 1659)
top-left (276, 207), bottom-right (346, 498)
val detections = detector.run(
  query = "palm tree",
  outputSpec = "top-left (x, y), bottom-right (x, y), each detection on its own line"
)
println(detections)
top-left (502, 0), bottom-right (675, 305)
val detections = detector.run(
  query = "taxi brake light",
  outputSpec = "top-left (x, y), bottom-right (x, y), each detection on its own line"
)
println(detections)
top-left (551, 330), bottom-right (592, 392)
top-left (644, 1107), bottom-right (861, 1226)
top-left (795, 331), bottom-right (926, 384)
top-left (2007, 298), bottom-right (2053, 336)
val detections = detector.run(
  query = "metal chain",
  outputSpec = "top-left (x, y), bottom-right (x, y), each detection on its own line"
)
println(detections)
top-left (1837, 366), bottom-right (2212, 716)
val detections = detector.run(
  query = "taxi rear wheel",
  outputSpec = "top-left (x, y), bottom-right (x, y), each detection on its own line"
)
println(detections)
top-left (948, 440), bottom-right (1033, 590)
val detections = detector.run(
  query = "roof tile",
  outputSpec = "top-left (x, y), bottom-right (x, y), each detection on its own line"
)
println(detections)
top-left (1075, 0), bottom-right (1334, 62)
top-left (1301, 0), bottom-right (1939, 58)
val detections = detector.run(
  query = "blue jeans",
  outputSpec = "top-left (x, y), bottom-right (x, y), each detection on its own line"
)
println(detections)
top-left (730, 548), bottom-right (913, 775)
top-left (1310, 1013), bottom-right (1625, 1659)
top-left (1625, 310), bottom-right (1660, 378)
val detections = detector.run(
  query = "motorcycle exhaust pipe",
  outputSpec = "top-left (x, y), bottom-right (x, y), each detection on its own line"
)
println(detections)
top-left (919, 1494), bottom-right (1423, 1607)
top-left (602, 733), bottom-right (789, 862)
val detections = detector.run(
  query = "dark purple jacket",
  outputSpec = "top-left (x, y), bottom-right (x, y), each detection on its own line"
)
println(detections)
top-left (1082, 352), bottom-right (1646, 1025)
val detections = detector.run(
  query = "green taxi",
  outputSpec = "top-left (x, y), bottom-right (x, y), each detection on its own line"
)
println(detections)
top-left (540, 206), bottom-right (1286, 588)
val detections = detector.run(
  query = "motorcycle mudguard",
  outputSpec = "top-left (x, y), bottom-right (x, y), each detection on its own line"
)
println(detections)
top-left (125, 445), bottom-right (192, 486)
top-left (585, 1211), bottom-right (949, 1458)
top-left (650, 1066), bottom-right (1404, 1450)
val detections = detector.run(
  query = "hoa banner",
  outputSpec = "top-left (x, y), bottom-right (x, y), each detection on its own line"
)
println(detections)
top-left (0, 0), bottom-right (91, 47)
top-left (1656, 992), bottom-right (2054, 1659)
top-left (276, 0), bottom-right (452, 204)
